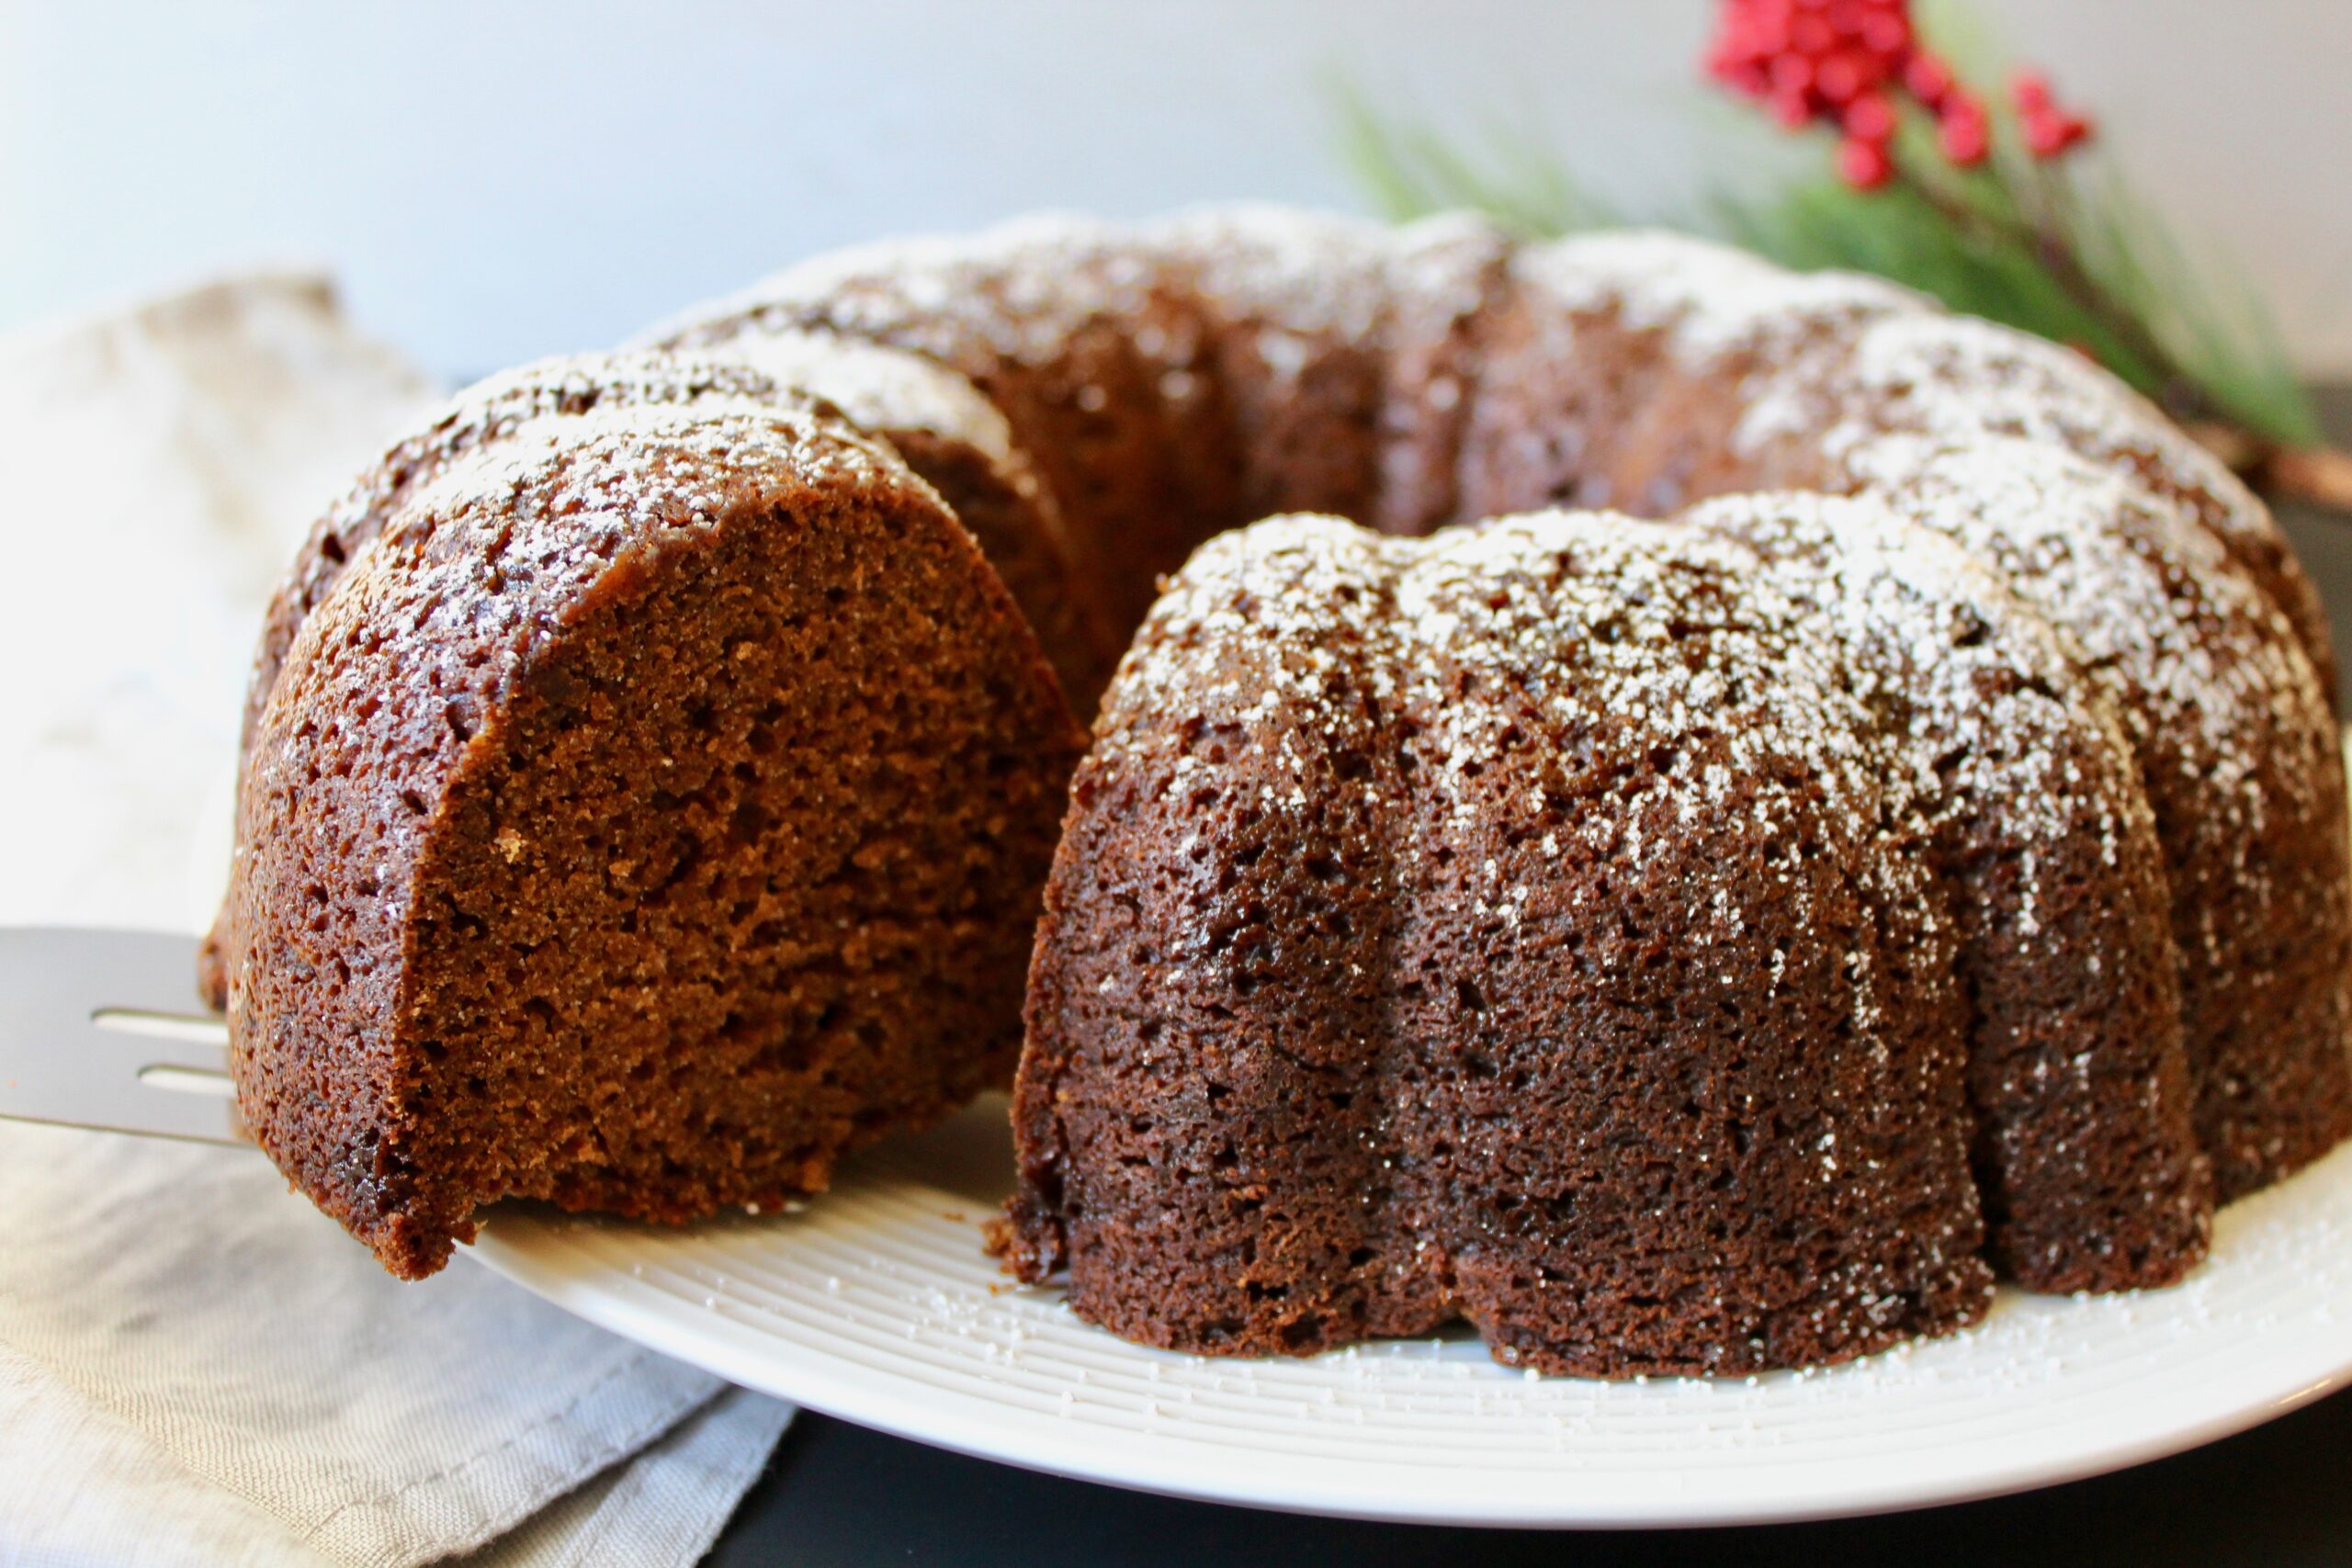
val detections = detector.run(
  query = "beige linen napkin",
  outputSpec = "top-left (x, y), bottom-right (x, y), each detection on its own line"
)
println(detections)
top-left (0, 276), bottom-right (793, 1566)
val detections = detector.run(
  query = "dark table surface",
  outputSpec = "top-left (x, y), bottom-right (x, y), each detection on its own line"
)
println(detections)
top-left (709, 390), bottom-right (2352, 1566)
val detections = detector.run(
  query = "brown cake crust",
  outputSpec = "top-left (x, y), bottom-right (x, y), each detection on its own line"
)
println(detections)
top-left (209, 354), bottom-right (1082, 1277)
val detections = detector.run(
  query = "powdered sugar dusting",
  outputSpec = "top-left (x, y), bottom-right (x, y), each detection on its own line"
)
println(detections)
top-left (1840, 432), bottom-right (2324, 806)
top-left (348, 358), bottom-right (875, 584)
top-left (1524, 231), bottom-right (1924, 362)
top-left (398, 398), bottom-right (876, 543)
top-left (1787, 311), bottom-right (2283, 561)
top-left (713, 329), bottom-right (1019, 466)
top-left (1158, 205), bottom-right (1396, 350)
top-left (236, 353), bottom-right (887, 756)
top-left (1113, 493), bottom-right (2162, 997)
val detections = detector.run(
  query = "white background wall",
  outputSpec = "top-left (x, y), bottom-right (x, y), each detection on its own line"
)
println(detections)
top-left (5, 0), bottom-right (2347, 378)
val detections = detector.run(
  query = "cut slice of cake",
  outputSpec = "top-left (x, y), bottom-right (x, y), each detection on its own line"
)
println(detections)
top-left (203, 354), bottom-right (1083, 1277)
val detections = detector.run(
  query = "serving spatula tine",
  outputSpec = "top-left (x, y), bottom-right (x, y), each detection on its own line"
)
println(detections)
top-left (0, 927), bottom-right (247, 1147)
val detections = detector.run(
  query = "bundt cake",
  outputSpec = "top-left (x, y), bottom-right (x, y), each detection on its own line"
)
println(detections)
top-left (210, 207), bottom-right (2351, 1373)
top-left (201, 355), bottom-right (1083, 1278)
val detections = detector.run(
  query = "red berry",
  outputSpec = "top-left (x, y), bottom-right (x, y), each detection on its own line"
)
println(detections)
top-left (1773, 85), bottom-right (1817, 128)
top-left (1838, 136), bottom-right (1894, 189)
top-left (1939, 108), bottom-right (1989, 165)
top-left (1843, 90), bottom-right (1897, 142)
top-left (1791, 13), bottom-right (1836, 54)
top-left (1903, 51), bottom-right (1955, 107)
top-left (1936, 93), bottom-right (1989, 164)
top-left (2010, 67), bottom-right (2052, 111)
top-left (1860, 9), bottom-right (1910, 55)
top-left (1815, 48), bottom-right (1876, 104)
top-left (1770, 51), bottom-right (1817, 96)
top-left (2023, 108), bottom-right (2092, 158)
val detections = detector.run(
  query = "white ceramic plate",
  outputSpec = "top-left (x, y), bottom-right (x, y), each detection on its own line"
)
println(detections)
top-left (471, 1090), bottom-right (2352, 1528)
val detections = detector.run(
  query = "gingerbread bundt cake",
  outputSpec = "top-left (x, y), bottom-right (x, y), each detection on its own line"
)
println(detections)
top-left (212, 209), bottom-right (2351, 1371)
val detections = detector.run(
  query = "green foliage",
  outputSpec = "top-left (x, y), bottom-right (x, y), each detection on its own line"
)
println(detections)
top-left (1330, 79), bottom-right (1617, 239)
top-left (1329, 77), bottom-right (2319, 447)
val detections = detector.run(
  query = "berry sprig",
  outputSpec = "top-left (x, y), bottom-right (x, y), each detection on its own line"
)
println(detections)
top-left (1705, 0), bottom-right (2087, 190)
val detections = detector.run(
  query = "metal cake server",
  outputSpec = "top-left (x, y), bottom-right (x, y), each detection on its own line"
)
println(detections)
top-left (0, 927), bottom-right (247, 1147)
